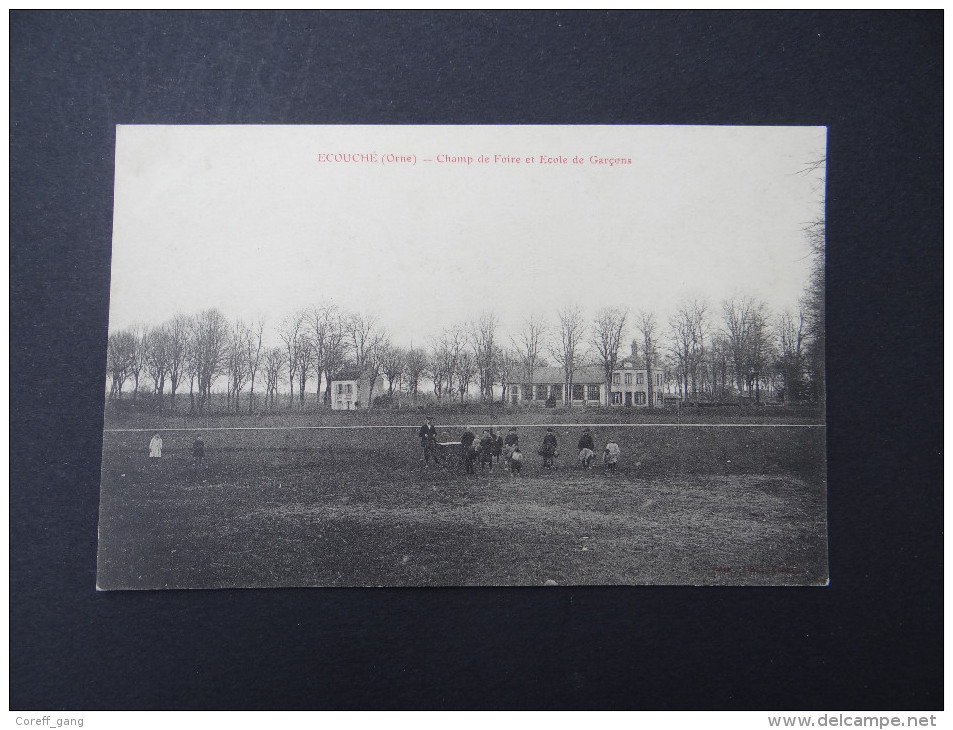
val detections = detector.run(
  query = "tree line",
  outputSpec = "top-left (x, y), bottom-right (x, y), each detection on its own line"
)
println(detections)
top-left (107, 224), bottom-right (824, 413)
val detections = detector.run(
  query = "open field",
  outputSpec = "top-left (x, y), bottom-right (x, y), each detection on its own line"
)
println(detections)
top-left (97, 422), bottom-right (827, 588)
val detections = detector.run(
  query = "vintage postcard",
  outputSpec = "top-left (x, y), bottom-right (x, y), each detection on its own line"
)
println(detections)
top-left (97, 125), bottom-right (827, 589)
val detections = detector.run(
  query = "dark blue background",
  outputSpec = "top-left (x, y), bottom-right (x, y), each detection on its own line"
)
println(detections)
top-left (10, 11), bottom-right (943, 709)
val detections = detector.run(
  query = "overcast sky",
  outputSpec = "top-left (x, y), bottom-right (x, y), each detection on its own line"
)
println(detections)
top-left (109, 125), bottom-right (826, 346)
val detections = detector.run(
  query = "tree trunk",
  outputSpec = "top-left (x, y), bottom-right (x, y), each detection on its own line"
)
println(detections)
top-left (646, 363), bottom-right (653, 409)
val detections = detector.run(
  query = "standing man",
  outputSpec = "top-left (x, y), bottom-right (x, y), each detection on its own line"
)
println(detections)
top-left (418, 416), bottom-right (437, 466)
top-left (490, 427), bottom-right (504, 466)
top-left (460, 426), bottom-right (477, 473)
top-left (479, 429), bottom-right (495, 472)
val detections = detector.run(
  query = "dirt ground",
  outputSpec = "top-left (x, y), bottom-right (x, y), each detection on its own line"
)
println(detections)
top-left (96, 425), bottom-right (828, 588)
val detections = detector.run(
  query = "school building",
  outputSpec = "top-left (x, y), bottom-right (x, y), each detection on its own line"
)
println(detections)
top-left (505, 359), bottom-right (666, 407)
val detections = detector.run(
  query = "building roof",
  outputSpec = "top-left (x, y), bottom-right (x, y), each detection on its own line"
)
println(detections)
top-left (332, 368), bottom-right (372, 381)
top-left (507, 362), bottom-right (653, 385)
top-left (508, 365), bottom-right (607, 385)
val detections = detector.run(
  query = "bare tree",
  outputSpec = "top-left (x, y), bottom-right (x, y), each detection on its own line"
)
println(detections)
top-left (722, 295), bottom-right (773, 402)
top-left (343, 311), bottom-right (388, 409)
top-left (307, 302), bottom-right (343, 406)
top-left (278, 311), bottom-right (306, 408)
top-left (244, 318), bottom-right (265, 413)
top-left (512, 315), bottom-right (547, 402)
top-left (226, 320), bottom-right (253, 412)
top-left (430, 326), bottom-right (467, 402)
top-left (496, 347), bottom-right (518, 404)
top-left (144, 325), bottom-right (171, 407)
top-left (296, 335), bottom-right (315, 405)
top-left (320, 316), bottom-right (348, 406)
top-left (165, 314), bottom-right (191, 412)
top-left (428, 342), bottom-right (447, 401)
top-left (802, 217), bottom-right (825, 404)
top-left (669, 298), bottom-right (708, 402)
top-left (129, 325), bottom-right (147, 400)
top-left (364, 336), bottom-right (389, 409)
top-left (404, 345), bottom-right (428, 401)
top-left (345, 311), bottom-right (385, 369)
top-left (106, 328), bottom-right (137, 399)
top-left (635, 311), bottom-right (660, 409)
top-left (550, 306), bottom-right (584, 406)
top-left (380, 343), bottom-right (406, 398)
top-left (263, 346), bottom-right (286, 409)
top-left (704, 331), bottom-right (732, 402)
top-left (591, 307), bottom-right (628, 407)
top-left (470, 312), bottom-right (500, 402)
top-left (456, 349), bottom-right (477, 402)
top-left (775, 308), bottom-right (806, 404)
top-left (190, 308), bottom-right (230, 412)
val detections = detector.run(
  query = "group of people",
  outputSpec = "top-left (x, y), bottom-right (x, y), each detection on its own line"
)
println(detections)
top-left (418, 419), bottom-right (525, 474)
top-left (576, 428), bottom-right (621, 472)
top-left (418, 418), bottom-right (622, 475)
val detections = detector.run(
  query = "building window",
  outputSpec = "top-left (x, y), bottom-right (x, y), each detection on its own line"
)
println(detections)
top-left (612, 392), bottom-right (622, 405)
top-left (635, 392), bottom-right (647, 405)
top-left (624, 373), bottom-right (633, 385)
top-left (587, 385), bottom-right (600, 401)
top-left (612, 373), bottom-right (621, 385)
top-left (551, 384), bottom-right (563, 400)
top-left (572, 384), bottom-right (584, 401)
top-left (656, 393), bottom-right (664, 404)
top-left (656, 373), bottom-right (663, 386)
top-left (346, 383), bottom-right (353, 395)
top-left (636, 373), bottom-right (645, 385)
top-left (337, 384), bottom-right (343, 394)
top-left (536, 384), bottom-right (548, 400)
top-left (522, 384), bottom-right (532, 400)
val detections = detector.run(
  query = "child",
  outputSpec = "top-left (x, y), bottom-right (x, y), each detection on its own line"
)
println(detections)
top-left (492, 427), bottom-right (504, 465)
top-left (578, 447), bottom-right (596, 469)
top-left (509, 446), bottom-right (524, 475)
top-left (149, 433), bottom-right (163, 464)
top-left (577, 428), bottom-right (596, 469)
top-left (502, 428), bottom-right (519, 469)
top-left (539, 428), bottom-right (558, 469)
top-left (192, 436), bottom-right (205, 466)
top-left (603, 440), bottom-right (621, 472)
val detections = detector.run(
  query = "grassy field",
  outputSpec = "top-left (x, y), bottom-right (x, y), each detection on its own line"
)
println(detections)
top-left (96, 421), bottom-right (827, 588)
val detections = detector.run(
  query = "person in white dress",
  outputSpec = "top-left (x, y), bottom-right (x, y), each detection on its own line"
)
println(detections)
top-left (149, 433), bottom-right (163, 462)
